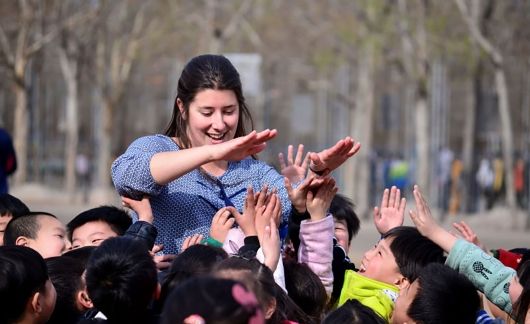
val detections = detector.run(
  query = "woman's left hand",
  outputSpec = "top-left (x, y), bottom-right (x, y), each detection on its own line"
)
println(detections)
top-left (309, 137), bottom-right (361, 176)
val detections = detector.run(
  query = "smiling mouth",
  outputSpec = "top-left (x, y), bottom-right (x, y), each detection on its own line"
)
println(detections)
top-left (207, 133), bottom-right (226, 141)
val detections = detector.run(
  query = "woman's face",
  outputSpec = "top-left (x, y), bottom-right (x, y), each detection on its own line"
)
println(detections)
top-left (180, 89), bottom-right (240, 147)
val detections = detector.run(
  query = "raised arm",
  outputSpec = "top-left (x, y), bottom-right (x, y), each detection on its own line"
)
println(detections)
top-left (151, 129), bottom-right (277, 185)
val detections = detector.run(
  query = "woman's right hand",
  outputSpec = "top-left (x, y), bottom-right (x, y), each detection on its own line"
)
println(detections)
top-left (212, 129), bottom-right (277, 161)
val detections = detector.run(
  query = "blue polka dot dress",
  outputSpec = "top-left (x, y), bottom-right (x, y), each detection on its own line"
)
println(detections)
top-left (111, 135), bottom-right (291, 254)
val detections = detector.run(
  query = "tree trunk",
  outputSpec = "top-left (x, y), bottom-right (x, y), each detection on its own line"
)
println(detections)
top-left (58, 48), bottom-right (78, 197)
top-left (347, 46), bottom-right (374, 219)
top-left (13, 83), bottom-right (28, 185)
top-left (96, 99), bottom-right (113, 189)
top-left (461, 75), bottom-right (476, 212)
top-left (415, 94), bottom-right (430, 191)
top-left (495, 68), bottom-right (516, 214)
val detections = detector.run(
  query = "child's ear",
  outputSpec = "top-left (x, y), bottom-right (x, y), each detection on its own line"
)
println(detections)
top-left (30, 291), bottom-right (43, 314)
top-left (15, 236), bottom-right (29, 246)
top-left (264, 298), bottom-right (277, 320)
top-left (395, 276), bottom-right (410, 290)
top-left (76, 289), bottom-right (93, 310)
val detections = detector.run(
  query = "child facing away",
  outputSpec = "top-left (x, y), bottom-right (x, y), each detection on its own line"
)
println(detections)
top-left (0, 245), bottom-right (57, 324)
top-left (409, 185), bottom-right (530, 323)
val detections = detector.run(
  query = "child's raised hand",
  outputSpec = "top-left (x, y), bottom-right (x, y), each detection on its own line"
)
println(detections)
top-left (150, 244), bottom-right (176, 271)
top-left (284, 176), bottom-right (314, 213)
top-left (373, 186), bottom-right (406, 235)
top-left (409, 185), bottom-right (456, 252)
top-left (209, 207), bottom-right (236, 243)
top-left (306, 177), bottom-right (337, 221)
top-left (122, 196), bottom-right (154, 224)
top-left (279, 144), bottom-right (309, 184)
top-left (228, 187), bottom-right (257, 237)
top-left (261, 217), bottom-right (280, 272)
top-left (452, 221), bottom-right (485, 250)
top-left (181, 233), bottom-right (203, 252)
top-left (255, 192), bottom-right (282, 243)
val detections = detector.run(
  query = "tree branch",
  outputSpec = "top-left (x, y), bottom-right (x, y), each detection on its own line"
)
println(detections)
top-left (454, 0), bottom-right (502, 66)
top-left (0, 24), bottom-right (14, 68)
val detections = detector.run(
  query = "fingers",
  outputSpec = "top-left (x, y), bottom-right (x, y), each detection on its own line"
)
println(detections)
top-left (278, 152), bottom-right (287, 170)
top-left (287, 144), bottom-right (294, 165)
top-left (181, 234), bottom-right (203, 252)
top-left (388, 186), bottom-right (397, 207)
top-left (294, 144), bottom-right (304, 165)
top-left (151, 244), bottom-right (163, 254)
top-left (381, 188), bottom-right (389, 208)
top-left (244, 186), bottom-right (255, 212)
top-left (373, 206), bottom-right (380, 220)
top-left (347, 141), bottom-right (361, 157)
top-left (398, 197), bottom-right (407, 215)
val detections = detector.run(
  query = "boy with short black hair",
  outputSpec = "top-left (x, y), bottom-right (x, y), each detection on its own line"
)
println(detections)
top-left (67, 206), bottom-right (132, 249)
top-left (391, 263), bottom-right (480, 324)
top-left (3, 212), bottom-right (68, 258)
top-left (0, 245), bottom-right (57, 324)
top-left (0, 193), bottom-right (30, 245)
top-left (83, 236), bottom-right (159, 323)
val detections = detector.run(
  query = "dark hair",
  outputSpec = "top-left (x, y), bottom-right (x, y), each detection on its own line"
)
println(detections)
top-left (0, 193), bottom-right (30, 217)
top-left (513, 260), bottom-right (530, 323)
top-left (383, 226), bottom-right (445, 283)
top-left (0, 245), bottom-right (50, 323)
top-left (46, 256), bottom-right (86, 324)
top-left (214, 257), bottom-right (316, 324)
top-left (407, 263), bottom-right (480, 324)
top-left (283, 258), bottom-right (327, 322)
top-left (159, 244), bottom-right (227, 309)
top-left (330, 194), bottom-right (360, 243)
top-left (165, 54), bottom-right (254, 148)
top-left (85, 237), bottom-right (157, 322)
top-left (161, 276), bottom-right (262, 324)
top-left (62, 245), bottom-right (96, 268)
top-left (67, 206), bottom-right (132, 241)
top-left (322, 299), bottom-right (386, 324)
top-left (3, 211), bottom-right (58, 246)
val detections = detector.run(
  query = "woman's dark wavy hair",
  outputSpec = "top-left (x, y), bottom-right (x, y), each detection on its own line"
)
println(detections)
top-left (165, 54), bottom-right (254, 148)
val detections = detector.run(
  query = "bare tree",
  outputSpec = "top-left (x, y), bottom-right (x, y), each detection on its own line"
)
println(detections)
top-left (92, 1), bottom-right (151, 190)
top-left (57, 2), bottom-right (97, 197)
top-left (397, 0), bottom-right (431, 193)
top-left (455, 0), bottom-right (517, 217)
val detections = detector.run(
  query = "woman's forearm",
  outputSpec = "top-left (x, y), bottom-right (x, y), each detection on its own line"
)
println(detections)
top-left (149, 146), bottom-right (215, 185)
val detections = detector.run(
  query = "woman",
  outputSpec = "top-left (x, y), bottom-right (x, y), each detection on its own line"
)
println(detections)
top-left (112, 54), bottom-right (358, 254)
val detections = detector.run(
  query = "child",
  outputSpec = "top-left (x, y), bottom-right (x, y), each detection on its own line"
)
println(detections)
top-left (391, 263), bottom-right (480, 324)
top-left (46, 255), bottom-right (94, 324)
top-left (67, 206), bottom-right (132, 249)
top-left (0, 245), bottom-right (57, 324)
top-left (410, 185), bottom-right (530, 323)
top-left (161, 277), bottom-right (265, 324)
top-left (0, 193), bottom-right (30, 245)
top-left (82, 236), bottom-right (159, 323)
top-left (337, 226), bottom-right (445, 321)
top-left (3, 212), bottom-right (68, 258)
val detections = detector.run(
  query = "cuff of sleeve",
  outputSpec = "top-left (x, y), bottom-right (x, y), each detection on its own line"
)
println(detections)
top-left (202, 237), bottom-right (223, 248)
top-left (244, 235), bottom-right (260, 246)
top-left (291, 205), bottom-right (310, 224)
